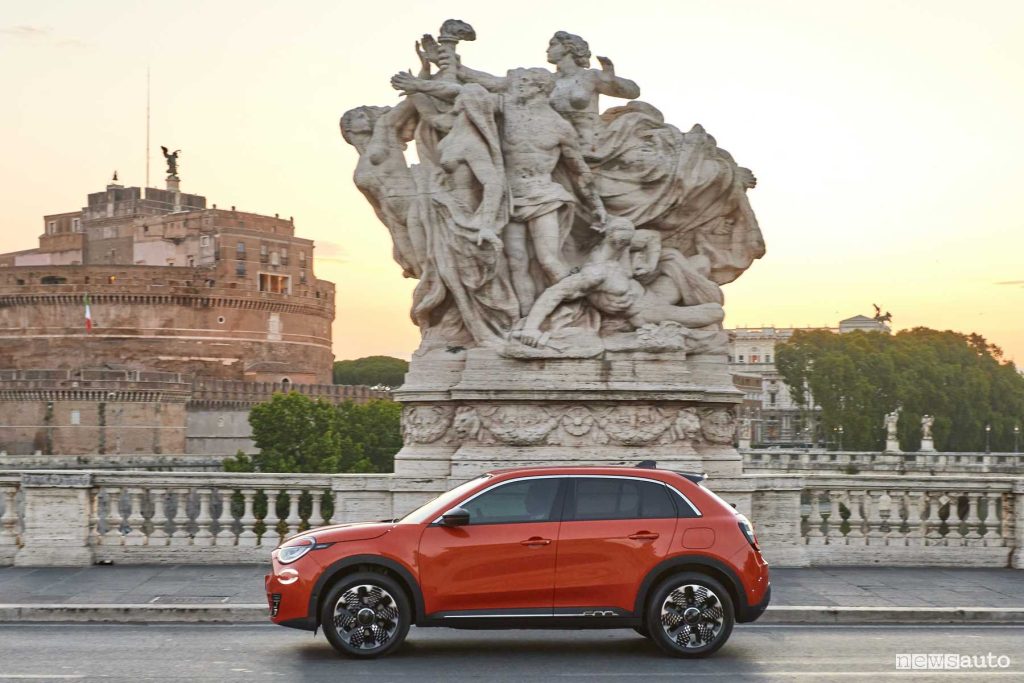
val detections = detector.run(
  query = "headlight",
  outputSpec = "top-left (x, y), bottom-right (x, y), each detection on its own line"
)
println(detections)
top-left (278, 538), bottom-right (315, 564)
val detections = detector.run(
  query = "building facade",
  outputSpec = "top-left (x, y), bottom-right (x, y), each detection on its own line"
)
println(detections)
top-left (728, 316), bottom-right (891, 446)
top-left (0, 177), bottom-right (382, 456)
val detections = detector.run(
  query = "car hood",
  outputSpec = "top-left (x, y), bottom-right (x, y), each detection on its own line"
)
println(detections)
top-left (296, 521), bottom-right (396, 544)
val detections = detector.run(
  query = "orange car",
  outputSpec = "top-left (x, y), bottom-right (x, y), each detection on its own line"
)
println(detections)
top-left (266, 463), bottom-right (770, 658)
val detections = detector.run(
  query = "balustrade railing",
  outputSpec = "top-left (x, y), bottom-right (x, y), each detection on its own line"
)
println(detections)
top-left (744, 449), bottom-right (1024, 475)
top-left (799, 475), bottom-right (1017, 566)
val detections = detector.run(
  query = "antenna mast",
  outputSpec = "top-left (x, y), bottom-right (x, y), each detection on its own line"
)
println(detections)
top-left (145, 66), bottom-right (151, 187)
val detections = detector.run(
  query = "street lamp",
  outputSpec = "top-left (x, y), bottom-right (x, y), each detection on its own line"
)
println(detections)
top-left (837, 425), bottom-right (844, 451)
top-left (1014, 425), bottom-right (1020, 453)
top-left (985, 424), bottom-right (991, 454)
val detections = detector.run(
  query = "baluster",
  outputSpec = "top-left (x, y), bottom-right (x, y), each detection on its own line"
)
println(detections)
top-left (261, 489), bottom-right (281, 547)
top-left (983, 491), bottom-right (1004, 546)
top-left (964, 491), bottom-right (983, 544)
top-left (805, 490), bottom-right (825, 544)
top-left (87, 487), bottom-right (101, 547)
top-left (170, 488), bottom-right (191, 546)
top-left (883, 490), bottom-right (904, 545)
top-left (0, 486), bottom-right (19, 548)
top-left (309, 491), bottom-right (324, 530)
top-left (214, 489), bottom-right (236, 546)
top-left (825, 491), bottom-right (844, 544)
top-left (846, 490), bottom-right (866, 544)
top-left (865, 491), bottom-right (885, 545)
top-left (924, 492), bottom-right (944, 545)
top-left (905, 491), bottom-right (925, 546)
top-left (237, 489), bottom-right (258, 547)
top-left (124, 488), bottom-right (147, 546)
top-left (149, 488), bottom-right (168, 545)
top-left (323, 491), bottom-right (334, 525)
top-left (285, 489), bottom-right (302, 539)
top-left (102, 487), bottom-right (123, 545)
top-left (193, 489), bottom-right (215, 546)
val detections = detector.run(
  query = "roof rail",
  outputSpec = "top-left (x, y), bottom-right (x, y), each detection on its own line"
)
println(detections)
top-left (674, 471), bottom-right (707, 484)
top-left (636, 460), bottom-right (658, 469)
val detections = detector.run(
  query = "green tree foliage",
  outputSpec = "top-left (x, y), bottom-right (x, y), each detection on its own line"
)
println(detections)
top-left (332, 356), bottom-right (408, 388)
top-left (225, 393), bottom-right (402, 473)
top-left (775, 328), bottom-right (1024, 452)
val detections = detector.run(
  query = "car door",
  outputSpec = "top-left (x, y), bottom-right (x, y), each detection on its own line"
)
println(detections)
top-left (553, 476), bottom-right (680, 613)
top-left (417, 476), bottom-right (565, 616)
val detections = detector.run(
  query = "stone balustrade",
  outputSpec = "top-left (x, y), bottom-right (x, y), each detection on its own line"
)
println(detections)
top-left (0, 469), bottom-right (1021, 569)
top-left (742, 449), bottom-right (1024, 476)
top-left (797, 475), bottom-right (1019, 566)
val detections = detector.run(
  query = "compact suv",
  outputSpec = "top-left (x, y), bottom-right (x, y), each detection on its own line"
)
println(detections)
top-left (265, 464), bottom-right (770, 658)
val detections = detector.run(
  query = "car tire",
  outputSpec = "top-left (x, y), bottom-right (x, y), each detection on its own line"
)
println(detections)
top-left (646, 572), bottom-right (735, 658)
top-left (320, 571), bottom-right (411, 659)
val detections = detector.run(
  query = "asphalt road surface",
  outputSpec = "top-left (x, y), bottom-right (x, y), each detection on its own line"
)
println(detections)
top-left (0, 624), bottom-right (1021, 681)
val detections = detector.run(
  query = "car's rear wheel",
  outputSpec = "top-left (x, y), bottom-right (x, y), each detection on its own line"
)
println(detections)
top-left (646, 572), bottom-right (734, 658)
top-left (320, 571), bottom-right (411, 658)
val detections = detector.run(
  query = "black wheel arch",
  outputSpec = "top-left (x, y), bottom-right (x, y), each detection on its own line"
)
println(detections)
top-left (634, 554), bottom-right (752, 622)
top-left (310, 554), bottom-right (425, 628)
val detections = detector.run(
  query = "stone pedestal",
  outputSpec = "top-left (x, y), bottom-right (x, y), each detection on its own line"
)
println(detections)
top-left (919, 437), bottom-right (936, 453)
top-left (14, 472), bottom-right (94, 566)
top-left (393, 349), bottom-right (743, 479)
top-left (884, 439), bottom-right (902, 454)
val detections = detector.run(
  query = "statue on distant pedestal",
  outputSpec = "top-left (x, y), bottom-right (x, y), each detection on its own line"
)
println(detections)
top-left (160, 146), bottom-right (180, 178)
top-left (884, 408), bottom-right (901, 440)
top-left (921, 414), bottom-right (934, 440)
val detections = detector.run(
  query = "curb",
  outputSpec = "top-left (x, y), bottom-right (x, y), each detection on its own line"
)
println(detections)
top-left (2, 604), bottom-right (1024, 625)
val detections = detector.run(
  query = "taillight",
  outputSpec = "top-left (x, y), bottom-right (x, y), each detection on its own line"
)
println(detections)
top-left (737, 513), bottom-right (760, 550)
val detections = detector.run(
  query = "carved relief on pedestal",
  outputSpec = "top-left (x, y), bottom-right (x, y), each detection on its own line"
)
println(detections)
top-left (699, 407), bottom-right (737, 445)
top-left (401, 405), bottom-right (454, 444)
top-left (405, 403), bottom-right (723, 451)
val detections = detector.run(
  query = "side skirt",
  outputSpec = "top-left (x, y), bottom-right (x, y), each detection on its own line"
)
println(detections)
top-left (418, 607), bottom-right (642, 630)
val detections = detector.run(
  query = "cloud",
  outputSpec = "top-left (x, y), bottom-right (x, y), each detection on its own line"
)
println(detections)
top-left (996, 280), bottom-right (1024, 286)
top-left (314, 240), bottom-right (348, 264)
top-left (1, 25), bottom-right (87, 47)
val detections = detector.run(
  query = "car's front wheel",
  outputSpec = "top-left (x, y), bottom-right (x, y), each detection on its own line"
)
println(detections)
top-left (320, 571), bottom-right (411, 658)
top-left (646, 572), bottom-right (735, 658)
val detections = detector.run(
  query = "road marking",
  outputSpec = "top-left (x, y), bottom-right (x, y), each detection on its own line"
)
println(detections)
top-left (557, 673), bottom-right (1023, 678)
top-left (0, 677), bottom-right (87, 680)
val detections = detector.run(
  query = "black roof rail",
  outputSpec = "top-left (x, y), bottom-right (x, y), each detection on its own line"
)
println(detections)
top-left (674, 471), bottom-right (707, 484)
top-left (635, 460), bottom-right (658, 469)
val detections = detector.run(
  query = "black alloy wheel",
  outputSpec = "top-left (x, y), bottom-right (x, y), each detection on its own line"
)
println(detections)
top-left (320, 571), bottom-right (411, 658)
top-left (646, 572), bottom-right (735, 657)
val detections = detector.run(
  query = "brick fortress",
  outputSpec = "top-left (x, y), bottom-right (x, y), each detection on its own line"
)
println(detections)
top-left (0, 176), bottom-right (385, 456)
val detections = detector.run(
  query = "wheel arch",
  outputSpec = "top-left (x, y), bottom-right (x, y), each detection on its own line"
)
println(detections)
top-left (310, 554), bottom-right (425, 627)
top-left (634, 554), bottom-right (745, 621)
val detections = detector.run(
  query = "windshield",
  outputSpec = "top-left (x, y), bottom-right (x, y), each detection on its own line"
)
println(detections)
top-left (399, 474), bottom-right (492, 524)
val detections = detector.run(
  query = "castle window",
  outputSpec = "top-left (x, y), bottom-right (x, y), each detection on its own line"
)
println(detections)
top-left (47, 221), bottom-right (56, 234)
top-left (280, 248), bottom-right (289, 265)
top-left (738, 355), bottom-right (745, 363)
top-left (766, 354), bottom-right (772, 364)
top-left (299, 270), bottom-right (307, 284)
top-left (236, 241), bottom-right (246, 258)
top-left (200, 235), bottom-right (210, 247)
top-left (751, 355), bottom-right (760, 363)
top-left (259, 273), bottom-right (290, 294)
top-left (235, 261), bottom-right (246, 276)
top-left (260, 244), bottom-right (269, 263)
top-left (70, 410), bottom-right (81, 425)
top-left (72, 218), bottom-right (81, 232)
top-left (280, 378), bottom-right (291, 390)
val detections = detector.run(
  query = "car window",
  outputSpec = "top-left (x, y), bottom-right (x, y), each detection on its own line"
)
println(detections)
top-left (570, 478), bottom-right (677, 521)
top-left (461, 478), bottom-right (562, 525)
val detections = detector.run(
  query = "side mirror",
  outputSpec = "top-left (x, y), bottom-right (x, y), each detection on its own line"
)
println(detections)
top-left (440, 507), bottom-right (470, 527)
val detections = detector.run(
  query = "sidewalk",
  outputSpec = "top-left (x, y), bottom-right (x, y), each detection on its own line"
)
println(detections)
top-left (1, 565), bottom-right (1022, 624)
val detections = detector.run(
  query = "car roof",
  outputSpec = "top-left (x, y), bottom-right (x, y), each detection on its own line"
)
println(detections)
top-left (484, 465), bottom-right (705, 484)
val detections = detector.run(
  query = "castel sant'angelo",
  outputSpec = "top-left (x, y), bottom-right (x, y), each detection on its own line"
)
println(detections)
top-left (0, 167), bottom-right (383, 458)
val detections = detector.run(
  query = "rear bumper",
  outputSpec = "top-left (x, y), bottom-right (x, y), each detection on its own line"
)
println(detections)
top-left (737, 582), bottom-right (771, 623)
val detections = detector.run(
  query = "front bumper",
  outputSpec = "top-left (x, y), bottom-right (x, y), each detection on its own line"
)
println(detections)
top-left (266, 562), bottom-right (318, 631)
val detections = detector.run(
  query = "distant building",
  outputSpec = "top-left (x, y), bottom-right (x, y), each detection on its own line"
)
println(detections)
top-left (0, 177), bottom-right (386, 456)
top-left (728, 315), bottom-right (891, 446)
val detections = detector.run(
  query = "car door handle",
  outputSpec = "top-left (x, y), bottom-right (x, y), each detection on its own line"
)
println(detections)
top-left (628, 532), bottom-right (660, 541)
top-left (520, 537), bottom-right (552, 547)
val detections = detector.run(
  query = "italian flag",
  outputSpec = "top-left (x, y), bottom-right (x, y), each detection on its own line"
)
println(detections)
top-left (84, 294), bottom-right (93, 333)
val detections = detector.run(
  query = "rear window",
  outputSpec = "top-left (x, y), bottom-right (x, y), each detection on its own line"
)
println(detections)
top-left (569, 478), bottom-right (677, 520)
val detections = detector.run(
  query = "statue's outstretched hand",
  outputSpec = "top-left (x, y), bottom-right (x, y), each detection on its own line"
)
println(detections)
top-left (390, 71), bottom-right (421, 95)
top-left (415, 41), bottom-right (431, 74)
top-left (596, 56), bottom-right (615, 75)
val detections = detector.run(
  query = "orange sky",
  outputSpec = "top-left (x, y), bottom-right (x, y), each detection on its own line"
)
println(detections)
top-left (1, 1), bottom-right (1021, 364)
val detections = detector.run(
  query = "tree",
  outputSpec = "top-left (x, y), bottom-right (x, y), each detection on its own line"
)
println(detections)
top-left (332, 356), bottom-right (408, 388)
top-left (775, 328), bottom-right (1024, 452)
top-left (225, 393), bottom-right (402, 473)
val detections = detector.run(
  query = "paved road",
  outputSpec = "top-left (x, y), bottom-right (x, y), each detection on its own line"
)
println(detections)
top-left (0, 624), bottom-right (1021, 681)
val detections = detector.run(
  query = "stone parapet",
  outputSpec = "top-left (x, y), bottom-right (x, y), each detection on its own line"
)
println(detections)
top-left (742, 449), bottom-right (1024, 476)
top-left (0, 469), bottom-right (1019, 569)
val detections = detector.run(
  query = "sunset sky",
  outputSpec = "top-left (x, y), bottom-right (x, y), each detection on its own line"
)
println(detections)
top-left (1, 0), bottom-right (1021, 364)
